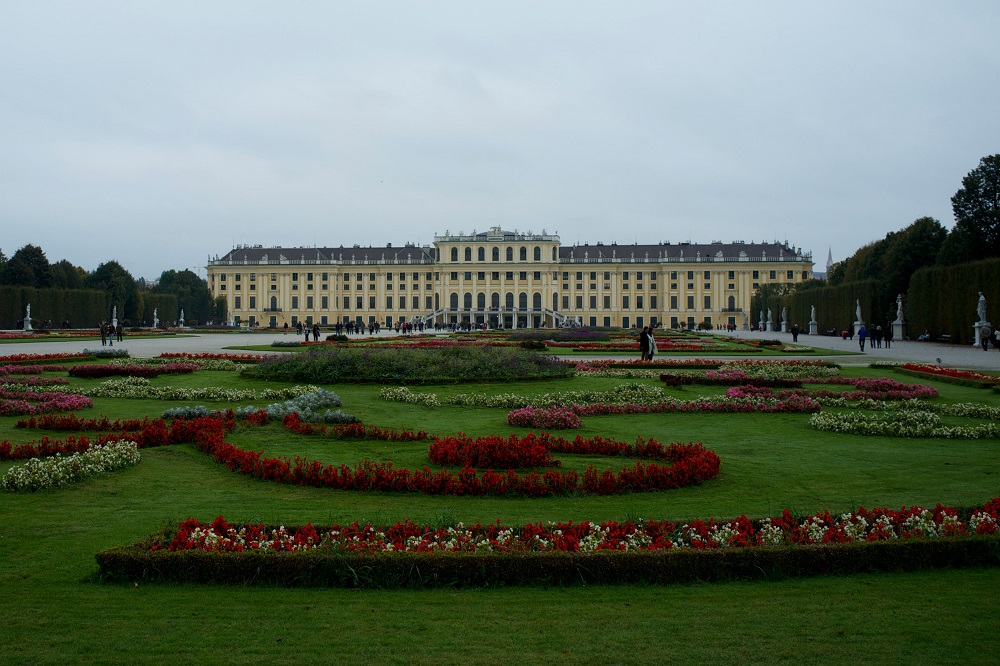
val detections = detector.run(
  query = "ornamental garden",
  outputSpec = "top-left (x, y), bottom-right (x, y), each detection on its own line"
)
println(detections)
top-left (1, 330), bottom-right (999, 663)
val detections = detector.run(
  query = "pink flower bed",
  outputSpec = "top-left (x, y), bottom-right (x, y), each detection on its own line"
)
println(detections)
top-left (506, 405), bottom-right (583, 429)
top-left (0, 388), bottom-right (93, 417)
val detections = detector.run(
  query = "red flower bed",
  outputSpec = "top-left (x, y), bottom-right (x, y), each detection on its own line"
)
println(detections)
top-left (15, 413), bottom-right (156, 432)
top-left (281, 414), bottom-right (430, 441)
top-left (2, 411), bottom-right (719, 497)
top-left (900, 364), bottom-right (1000, 384)
top-left (0, 352), bottom-right (89, 364)
top-left (156, 497), bottom-right (1000, 554)
top-left (429, 432), bottom-right (559, 468)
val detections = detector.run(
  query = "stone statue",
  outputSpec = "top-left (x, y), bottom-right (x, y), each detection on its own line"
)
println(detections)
top-left (153, 308), bottom-right (159, 328)
top-left (855, 299), bottom-right (862, 323)
top-left (112, 306), bottom-right (118, 328)
top-left (977, 292), bottom-right (987, 322)
top-left (24, 303), bottom-right (32, 330)
top-left (781, 307), bottom-right (787, 322)
top-left (179, 309), bottom-right (185, 327)
top-left (810, 305), bottom-right (817, 323)
top-left (895, 294), bottom-right (904, 323)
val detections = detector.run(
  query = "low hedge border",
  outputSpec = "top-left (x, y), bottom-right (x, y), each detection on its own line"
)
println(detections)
top-left (97, 530), bottom-right (1000, 589)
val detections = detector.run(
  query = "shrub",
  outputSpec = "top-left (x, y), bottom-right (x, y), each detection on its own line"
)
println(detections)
top-left (241, 346), bottom-right (574, 384)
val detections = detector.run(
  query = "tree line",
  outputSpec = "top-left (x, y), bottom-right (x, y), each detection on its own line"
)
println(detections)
top-left (753, 154), bottom-right (999, 339)
top-left (0, 246), bottom-right (225, 327)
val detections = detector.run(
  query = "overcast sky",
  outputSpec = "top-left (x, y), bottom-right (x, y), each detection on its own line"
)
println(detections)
top-left (2, 2), bottom-right (998, 280)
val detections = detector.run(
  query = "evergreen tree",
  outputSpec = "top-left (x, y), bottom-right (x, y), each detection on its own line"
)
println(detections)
top-left (939, 154), bottom-right (1000, 264)
top-left (0, 244), bottom-right (53, 287)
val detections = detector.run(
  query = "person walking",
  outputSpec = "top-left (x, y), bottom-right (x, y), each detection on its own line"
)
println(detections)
top-left (638, 326), bottom-right (650, 361)
top-left (857, 324), bottom-right (867, 352)
top-left (99, 321), bottom-right (107, 346)
top-left (116, 323), bottom-right (123, 342)
top-left (981, 325), bottom-right (992, 351)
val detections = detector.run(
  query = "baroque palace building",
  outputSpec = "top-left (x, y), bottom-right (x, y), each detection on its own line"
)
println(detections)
top-left (206, 227), bottom-right (813, 330)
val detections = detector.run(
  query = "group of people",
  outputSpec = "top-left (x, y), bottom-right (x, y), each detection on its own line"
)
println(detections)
top-left (99, 321), bottom-right (123, 346)
top-left (637, 325), bottom-right (658, 361)
top-left (854, 324), bottom-right (893, 352)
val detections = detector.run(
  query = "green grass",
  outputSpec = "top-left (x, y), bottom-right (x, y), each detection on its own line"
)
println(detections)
top-left (1, 365), bottom-right (999, 663)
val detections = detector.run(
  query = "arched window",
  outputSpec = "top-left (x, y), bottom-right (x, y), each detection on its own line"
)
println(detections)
top-left (477, 292), bottom-right (486, 309)
top-left (519, 292), bottom-right (528, 309)
top-left (492, 247), bottom-right (500, 261)
top-left (491, 292), bottom-right (500, 308)
top-left (519, 247), bottom-right (527, 261)
top-left (478, 247), bottom-right (485, 262)
top-left (465, 248), bottom-right (472, 261)
top-left (552, 293), bottom-right (559, 310)
top-left (506, 292), bottom-right (515, 309)
top-left (451, 248), bottom-right (458, 262)
top-left (270, 296), bottom-right (277, 310)
top-left (449, 293), bottom-right (459, 309)
top-left (728, 295), bottom-right (736, 311)
top-left (533, 247), bottom-right (541, 261)
top-left (464, 293), bottom-right (473, 309)
top-left (506, 247), bottom-right (514, 261)
top-left (532, 292), bottom-right (542, 309)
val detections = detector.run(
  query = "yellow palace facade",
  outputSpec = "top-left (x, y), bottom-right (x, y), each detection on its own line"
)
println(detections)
top-left (206, 227), bottom-right (813, 330)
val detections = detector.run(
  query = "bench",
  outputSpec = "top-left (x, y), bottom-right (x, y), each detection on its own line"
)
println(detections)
top-left (935, 334), bottom-right (952, 343)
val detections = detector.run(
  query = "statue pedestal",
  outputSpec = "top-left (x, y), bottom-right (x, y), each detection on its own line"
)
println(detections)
top-left (974, 321), bottom-right (991, 347)
top-left (24, 320), bottom-right (32, 331)
top-left (781, 322), bottom-right (788, 333)
top-left (854, 320), bottom-right (865, 333)
top-left (809, 321), bottom-right (818, 335)
top-left (893, 321), bottom-right (907, 341)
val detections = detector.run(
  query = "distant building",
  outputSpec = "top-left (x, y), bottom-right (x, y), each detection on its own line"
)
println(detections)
top-left (206, 227), bottom-right (813, 329)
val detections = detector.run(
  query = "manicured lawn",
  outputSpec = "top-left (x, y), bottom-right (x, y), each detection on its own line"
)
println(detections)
top-left (1, 361), bottom-right (998, 663)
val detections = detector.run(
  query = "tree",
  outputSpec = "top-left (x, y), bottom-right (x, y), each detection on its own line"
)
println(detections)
top-left (939, 154), bottom-right (1000, 264)
top-left (154, 269), bottom-right (214, 323)
top-left (87, 261), bottom-right (139, 322)
top-left (50, 259), bottom-right (88, 290)
top-left (0, 244), bottom-right (53, 288)
top-left (881, 217), bottom-right (947, 296)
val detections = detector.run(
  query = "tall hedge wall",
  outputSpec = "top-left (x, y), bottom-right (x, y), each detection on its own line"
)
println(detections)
top-left (0, 287), bottom-right (177, 329)
top-left (141, 293), bottom-right (180, 326)
top-left (908, 258), bottom-right (1000, 345)
top-left (785, 279), bottom-right (881, 335)
top-left (0, 286), bottom-right (108, 329)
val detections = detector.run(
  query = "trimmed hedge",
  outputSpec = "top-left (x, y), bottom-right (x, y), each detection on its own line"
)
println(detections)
top-left (240, 346), bottom-right (574, 384)
top-left (97, 531), bottom-right (1000, 588)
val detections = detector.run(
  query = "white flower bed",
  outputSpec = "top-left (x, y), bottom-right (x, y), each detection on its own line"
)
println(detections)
top-left (80, 376), bottom-right (320, 401)
top-left (110, 357), bottom-right (251, 372)
top-left (2, 440), bottom-right (140, 492)
top-left (809, 409), bottom-right (1000, 439)
top-left (380, 382), bottom-right (669, 409)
